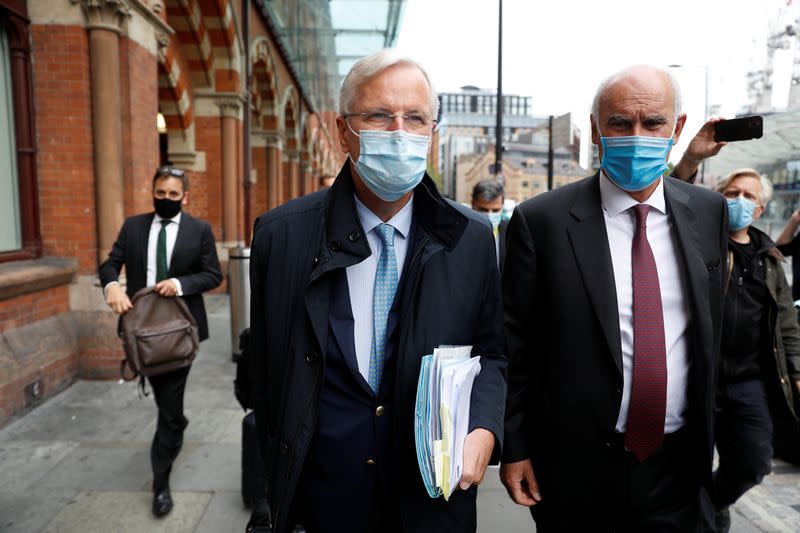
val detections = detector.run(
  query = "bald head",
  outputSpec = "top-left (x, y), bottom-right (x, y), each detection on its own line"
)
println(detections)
top-left (591, 65), bottom-right (682, 124)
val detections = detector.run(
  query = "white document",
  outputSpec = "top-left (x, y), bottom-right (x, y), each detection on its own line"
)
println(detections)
top-left (413, 345), bottom-right (482, 500)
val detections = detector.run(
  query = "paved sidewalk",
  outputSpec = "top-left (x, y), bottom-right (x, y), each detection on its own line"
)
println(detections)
top-left (1, 295), bottom-right (799, 532)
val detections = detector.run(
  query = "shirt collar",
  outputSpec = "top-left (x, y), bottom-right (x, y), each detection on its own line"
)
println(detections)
top-left (598, 171), bottom-right (666, 218)
top-left (154, 211), bottom-right (182, 225)
top-left (353, 193), bottom-right (414, 239)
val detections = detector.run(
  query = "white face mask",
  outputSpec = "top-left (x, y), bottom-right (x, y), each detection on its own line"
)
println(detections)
top-left (347, 123), bottom-right (430, 201)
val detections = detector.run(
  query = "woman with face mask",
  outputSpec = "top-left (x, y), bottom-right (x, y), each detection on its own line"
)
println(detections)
top-left (705, 168), bottom-right (800, 533)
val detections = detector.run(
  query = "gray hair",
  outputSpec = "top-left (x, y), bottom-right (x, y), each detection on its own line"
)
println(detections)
top-left (715, 168), bottom-right (773, 205)
top-left (339, 49), bottom-right (439, 121)
top-left (472, 179), bottom-right (504, 203)
top-left (591, 65), bottom-right (682, 124)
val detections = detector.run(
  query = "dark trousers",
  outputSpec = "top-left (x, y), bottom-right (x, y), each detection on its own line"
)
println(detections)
top-left (147, 365), bottom-right (191, 492)
top-left (712, 379), bottom-right (773, 508)
top-left (534, 428), bottom-right (701, 533)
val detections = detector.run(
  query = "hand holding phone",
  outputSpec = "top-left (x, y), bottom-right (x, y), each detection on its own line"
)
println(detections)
top-left (713, 116), bottom-right (763, 143)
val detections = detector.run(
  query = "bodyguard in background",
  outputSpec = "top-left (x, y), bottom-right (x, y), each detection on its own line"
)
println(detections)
top-left (471, 179), bottom-right (508, 271)
top-left (702, 169), bottom-right (800, 532)
top-left (247, 50), bottom-right (506, 533)
top-left (98, 166), bottom-right (222, 517)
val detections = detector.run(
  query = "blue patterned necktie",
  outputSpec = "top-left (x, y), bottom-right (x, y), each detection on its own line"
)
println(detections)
top-left (368, 223), bottom-right (399, 393)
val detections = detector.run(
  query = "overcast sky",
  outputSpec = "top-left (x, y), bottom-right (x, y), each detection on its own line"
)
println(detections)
top-left (395, 0), bottom-right (797, 166)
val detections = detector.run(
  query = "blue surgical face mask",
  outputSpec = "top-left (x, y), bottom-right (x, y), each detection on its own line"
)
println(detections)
top-left (598, 123), bottom-right (675, 192)
top-left (347, 124), bottom-right (430, 202)
top-left (487, 212), bottom-right (502, 229)
top-left (726, 196), bottom-right (758, 231)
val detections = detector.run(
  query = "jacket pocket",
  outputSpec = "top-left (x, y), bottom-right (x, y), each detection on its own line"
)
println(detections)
top-left (136, 319), bottom-right (197, 366)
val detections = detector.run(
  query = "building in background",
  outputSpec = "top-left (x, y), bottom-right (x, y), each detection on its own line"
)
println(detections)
top-left (0, 0), bottom-right (405, 426)
top-left (452, 110), bottom-right (584, 203)
top-left (457, 142), bottom-right (586, 205)
top-left (437, 85), bottom-right (545, 197)
top-left (705, 0), bottom-right (799, 238)
top-left (745, 0), bottom-right (800, 114)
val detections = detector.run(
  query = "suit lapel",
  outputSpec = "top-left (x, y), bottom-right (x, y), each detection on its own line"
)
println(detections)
top-left (566, 175), bottom-right (623, 374)
top-left (664, 179), bottom-right (713, 357)
top-left (331, 271), bottom-right (374, 395)
top-left (169, 213), bottom-right (191, 277)
top-left (138, 213), bottom-right (155, 283)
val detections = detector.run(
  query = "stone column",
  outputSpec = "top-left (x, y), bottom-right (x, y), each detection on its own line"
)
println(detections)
top-left (286, 149), bottom-right (301, 200)
top-left (73, 0), bottom-right (130, 263)
top-left (264, 132), bottom-right (283, 209)
top-left (218, 100), bottom-right (241, 246)
top-left (303, 162), bottom-right (314, 195)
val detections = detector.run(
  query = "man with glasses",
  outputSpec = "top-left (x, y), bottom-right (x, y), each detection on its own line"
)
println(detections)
top-left (247, 50), bottom-right (506, 533)
top-left (99, 166), bottom-right (222, 518)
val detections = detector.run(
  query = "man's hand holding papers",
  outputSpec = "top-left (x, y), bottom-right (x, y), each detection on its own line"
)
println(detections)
top-left (414, 345), bottom-right (491, 500)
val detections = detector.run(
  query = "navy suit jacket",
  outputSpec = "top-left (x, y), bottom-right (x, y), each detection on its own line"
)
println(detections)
top-left (248, 164), bottom-right (507, 532)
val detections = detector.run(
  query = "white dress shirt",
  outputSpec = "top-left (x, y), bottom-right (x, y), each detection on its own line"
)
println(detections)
top-left (103, 212), bottom-right (183, 297)
top-left (599, 174), bottom-right (690, 434)
top-left (346, 194), bottom-right (414, 379)
top-left (146, 212), bottom-right (183, 294)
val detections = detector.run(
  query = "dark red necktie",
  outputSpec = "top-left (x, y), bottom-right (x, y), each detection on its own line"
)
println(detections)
top-left (624, 204), bottom-right (667, 462)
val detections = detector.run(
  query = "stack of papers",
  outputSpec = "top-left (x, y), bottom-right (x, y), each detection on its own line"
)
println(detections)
top-left (414, 345), bottom-right (482, 500)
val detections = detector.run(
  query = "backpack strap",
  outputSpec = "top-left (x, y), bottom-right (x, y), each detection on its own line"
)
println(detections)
top-left (120, 358), bottom-right (137, 381)
top-left (119, 359), bottom-right (149, 398)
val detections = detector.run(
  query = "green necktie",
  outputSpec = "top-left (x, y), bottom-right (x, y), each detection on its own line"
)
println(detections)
top-left (156, 220), bottom-right (169, 282)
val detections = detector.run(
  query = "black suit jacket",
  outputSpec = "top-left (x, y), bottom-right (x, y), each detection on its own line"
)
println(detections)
top-left (502, 173), bottom-right (728, 522)
top-left (98, 212), bottom-right (222, 340)
top-left (498, 218), bottom-right (508, 272)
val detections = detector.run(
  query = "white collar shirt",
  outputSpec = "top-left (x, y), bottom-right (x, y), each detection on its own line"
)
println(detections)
top-left (147, 211), bottom-right (183, 295)
top-left (599, 174), bottom-right (690, 434)
top-left (346, 194), bottom-right (414, 379)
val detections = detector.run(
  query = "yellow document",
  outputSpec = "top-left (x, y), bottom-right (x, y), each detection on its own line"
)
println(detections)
top-left (440, 403), bottom-right (454, 500)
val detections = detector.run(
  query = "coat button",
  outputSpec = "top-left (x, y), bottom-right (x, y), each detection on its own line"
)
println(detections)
top-left (375, 405), bottom-right (385, 416)
top-left (366, 459), bottom-right (376, 465)
top-left (280, 441), bottom-right (289, 454)
top-left (781, 377), bottom-right (787, 384)
top-left (348, 231), bottom-right (360, 242)
top-left (306, 352), bottom-right (318, 365)
top-left (329, 241), bottom-right (342, 252)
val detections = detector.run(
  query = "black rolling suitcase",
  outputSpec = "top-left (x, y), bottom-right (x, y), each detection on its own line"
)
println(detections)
top-left (242, 410), bottom-right (267, 508)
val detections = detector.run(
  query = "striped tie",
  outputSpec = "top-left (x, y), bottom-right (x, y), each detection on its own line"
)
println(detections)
top-left (368, 223), bottom-right (399, 393)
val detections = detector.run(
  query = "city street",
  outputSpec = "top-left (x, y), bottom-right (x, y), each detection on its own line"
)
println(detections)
top-left (0, 295), bottom-right (797, 532)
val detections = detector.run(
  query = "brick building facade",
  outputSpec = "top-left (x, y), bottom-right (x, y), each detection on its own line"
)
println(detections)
top-left (0, 0), bottom-right (346, 426)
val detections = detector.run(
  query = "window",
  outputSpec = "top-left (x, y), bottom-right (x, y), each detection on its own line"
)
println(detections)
top-left (0, 23), bottom-right (20, 252)
top-left (0, 3), bottom-right (40, 262)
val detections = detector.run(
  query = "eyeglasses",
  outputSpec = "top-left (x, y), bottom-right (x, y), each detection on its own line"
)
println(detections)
top-left (154, 167), bottom-right (185, 179)
top-left (343, 111), bottom-right (434, 134)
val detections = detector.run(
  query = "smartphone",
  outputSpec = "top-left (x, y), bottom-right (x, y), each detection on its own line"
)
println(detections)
top-left (713, 116), bottom-right (763, 142)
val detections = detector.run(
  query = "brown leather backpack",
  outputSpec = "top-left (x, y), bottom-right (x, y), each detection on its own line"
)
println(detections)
top-left (119, 287), bottom-right (199, 379)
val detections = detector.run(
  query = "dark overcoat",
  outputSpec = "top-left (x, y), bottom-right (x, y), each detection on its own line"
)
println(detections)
top-left (248, 164), bottom-right (507, 532)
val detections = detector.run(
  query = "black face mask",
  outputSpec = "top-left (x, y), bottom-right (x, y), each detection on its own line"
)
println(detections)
top-left (153, 197), bottom-right (182, 219)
